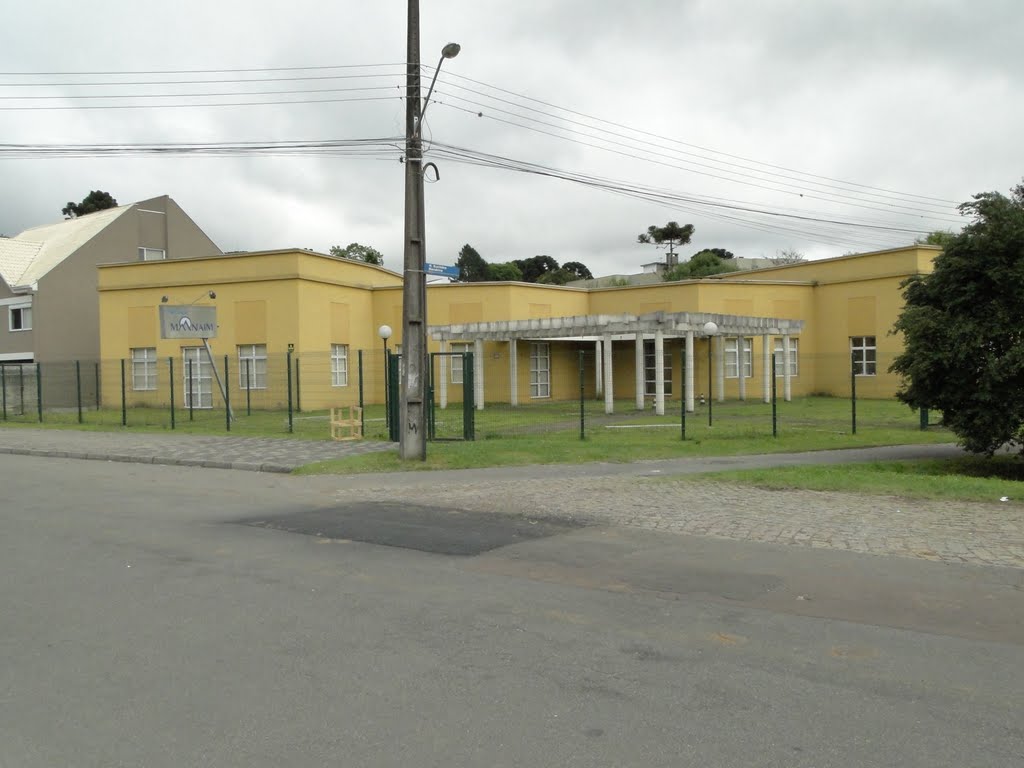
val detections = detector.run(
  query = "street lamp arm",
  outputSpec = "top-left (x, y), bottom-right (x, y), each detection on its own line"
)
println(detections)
top-left (417, 43), bottom-right (461, 139)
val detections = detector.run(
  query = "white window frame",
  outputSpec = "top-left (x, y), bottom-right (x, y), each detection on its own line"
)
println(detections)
top-left (237, 344), bottom-right (268, 390)
top-left (449, 342), bottom-right (472, 384)
top-left (643, 339), bottom-right (672, 396)
top-left (331, 343), bottom-right (349, 387)
top-left (138, 247), bottom-right (166, 261)
top-left (725, 337), bottom-right (753, 379)
top-left (131, 347), bottom-right (157, 391)
top-left (529, 342), bottom-right (551, 399)
top-left (773, 338), bottom-right (799, 377)
top-left (8, 304), bottom-right (32, 332)
top-left (182, 347), bottom-right (214, 409)
top-left (851, 336), bottom-right (877, 376)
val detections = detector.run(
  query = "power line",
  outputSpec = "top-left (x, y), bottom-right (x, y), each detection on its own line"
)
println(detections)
top-left (0, 95), bottom-right (401, 111)
top-left (0, 63), bottom-right (405, 76)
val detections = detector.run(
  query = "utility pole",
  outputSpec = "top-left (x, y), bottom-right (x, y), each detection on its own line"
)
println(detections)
top-left (400, 0), bottom-right (427, 460)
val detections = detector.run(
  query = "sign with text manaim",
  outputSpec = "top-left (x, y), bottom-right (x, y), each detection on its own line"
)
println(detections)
top-left (159, 305), bottom-right (218, 339)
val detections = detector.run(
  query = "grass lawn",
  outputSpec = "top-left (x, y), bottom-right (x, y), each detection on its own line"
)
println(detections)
top-left (670, 456), bottom-right (1024, 504)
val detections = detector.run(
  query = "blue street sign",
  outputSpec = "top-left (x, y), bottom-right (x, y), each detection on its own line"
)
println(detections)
top-left (425, 263), bottom-right (460, 278)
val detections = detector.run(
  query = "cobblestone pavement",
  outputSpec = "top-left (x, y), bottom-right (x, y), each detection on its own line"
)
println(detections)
top-left (0, 427), bottom-right (394, 472)
top-left (329, 475), bottom-right (1024, 571)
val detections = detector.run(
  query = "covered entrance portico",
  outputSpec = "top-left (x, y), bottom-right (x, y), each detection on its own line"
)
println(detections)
top-left (431, 311), bottom-right (804, 414)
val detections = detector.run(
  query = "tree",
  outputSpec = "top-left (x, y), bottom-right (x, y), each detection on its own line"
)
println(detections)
top-left (513, 255), bottom-right (559, 283)
top-left (456, 244), bottom-right (490, 282)
top-left (663, 250), bottom-right (740, 281)
top-left (487, 262), bottom-right (523, 281)
top-left (329, 242), bottom-right (384, 265)
top-left (561, 261), bottom-right (593, 280)
top-left (537, 269), bottom-right (576, 285)
top-left (62, 190), bottom-right (118, 219)
top-left (637, 221), bottom-right (695, 265)
top-left (694, 247), bottom-right (734, 260)
top-left (915, 230), bottom-right (958, 248)
top-left (891, 182), bottom-right (1024, 455)
top-left (770, 248), bottom-right (805, 266)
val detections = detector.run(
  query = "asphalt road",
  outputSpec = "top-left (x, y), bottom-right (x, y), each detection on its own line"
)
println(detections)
top-left (2, 454), bottom-right (1022, 768)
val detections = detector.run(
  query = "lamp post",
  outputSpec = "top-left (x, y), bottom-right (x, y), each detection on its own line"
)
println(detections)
top-left (378, 324), bottom-right (392, 429)
top-left (703, 321), bottom-right (718, 427)
top-left (400, 6), bottom-right (461, 461)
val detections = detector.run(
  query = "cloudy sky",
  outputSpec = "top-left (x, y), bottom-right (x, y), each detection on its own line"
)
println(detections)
top-left (2, 0), bottom-right (1021, 277)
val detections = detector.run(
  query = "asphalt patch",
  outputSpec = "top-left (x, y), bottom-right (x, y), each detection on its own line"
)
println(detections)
top-left (237, 501), bottom-right (584, 555)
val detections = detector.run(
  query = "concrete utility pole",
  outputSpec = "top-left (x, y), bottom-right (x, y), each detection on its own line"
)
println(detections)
top-left (399, 0), bottom-right (459, 461)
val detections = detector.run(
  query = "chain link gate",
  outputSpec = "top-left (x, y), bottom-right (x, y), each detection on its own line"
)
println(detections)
top-left (427, 351), bottom-right (475, 441)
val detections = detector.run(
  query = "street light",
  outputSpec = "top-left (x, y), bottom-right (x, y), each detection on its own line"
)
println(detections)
top-left (703, 321), bottom-right (718, 426)
top-left (400, 21), bottom-right (461, 461)
top-left (379, 324), bottom-right (392, 430)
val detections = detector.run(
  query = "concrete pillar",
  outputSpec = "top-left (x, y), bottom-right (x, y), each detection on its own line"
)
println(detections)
top-left (737, 338), bottom-right (747, 401)
top-left (595, 339), bottom-right (603, 396)
top-left (654, 330), bottom-right (665, 416)
top-left (439, 339), bottom-right (448, 409)
top-left (474, 338), bottom-right (485, 411)
top-left (783, 333), bottom-right (792, 402)
top-left (685, 330), bottom-right (695, 412)
top-left (509, 338), bottom-right (518, 407)
top-left (603, 335), bottom-right (614, 414)
top-left (716, 336), bottom-right (725, 402)
top-left (634, 331), bottom-right (645, 410)
top-left (762, 334), bottom-right (771, 403)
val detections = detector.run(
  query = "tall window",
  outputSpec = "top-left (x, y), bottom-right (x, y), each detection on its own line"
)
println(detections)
top-left (131, 347), bottom-right (157, 391)
top-left (449, 342), bottom-right (472, 384)
top-left (725, 337), bottom-right (753, 378)
top-left (8, 305), bottom-right (32, 331)
top-left (237, 344), bottom-right (267, 389)
top-left (773, 338), bottom-right (799, 376)
top-left (851, 336), bottom-right (877, 376)
top-left (530, 342), bottom-right (551, 398)
top-left (138, 247), bottom-right (166, 261)
top-left (182, 347), bottom-right (213, 409)
top-left (643, 340), bottom-right (672, 395)
top-left (331, 344), bottom-right (349, 387)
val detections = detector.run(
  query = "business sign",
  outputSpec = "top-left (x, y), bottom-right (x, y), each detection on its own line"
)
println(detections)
top-left (160, 305), bottom-right (218, 339)
top-left (425, 262), bottom-right (460, 279)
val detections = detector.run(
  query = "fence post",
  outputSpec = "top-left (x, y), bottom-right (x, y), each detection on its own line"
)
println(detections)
top-left (1, 365), bottom-right (6, 421)
top-left (36, 362), bottom-right (43, 423)
top-left (294, 357), bottom-right (301, 413)
top-left (19, 364), bottom-right (25, 416)
top-left (681, 364), bottom-right (687, 441)
top-left (76, 360), bottom-right (83, 424)
top-left (920, 407), bottom-right (928, 431)
top-left (357, 349), bottom-right (365, 436)
top-left (851, 353), bottom-right (857, 436)
top-left (246, 359), bottom-right (252, 416)
top-left (169, 357), bottom-right (176, 430)
top-left (286, 347), bottom-right (294, 434)
top-left (771, 354), bottom-right (777, 437)
top-left (463, 352), bottom-right (475, 441)
top-left (95, 362), bottom-right (100, 410)
top-left (224, 355), bottom-right (231, 432)
top-left (578, 350), bottom-right (585, 440)
top-left (120, 359), bottom-right (127, 426)
top-left (188, 359), bottom-right (194, 421)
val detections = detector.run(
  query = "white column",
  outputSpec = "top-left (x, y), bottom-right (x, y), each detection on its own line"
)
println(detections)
top-left (595, 339), bottom-right (603, 396)
top-left (685, 330), bottom-right (695, 412)
top-left (474, 338), bottom-right (485, 411)
top-left (509, 338), bottom-right (518, 407)
top-left (439, 339), bottom-right (448, 409)
top-left (737, 338), bottom-right (747, 401)
top-left (762, 334), bottom-right (771, 403)
top-left (603, 335), bottom-right (614, 414)
top-left (783, 333), bottom-right (792, 402)
top-left (654, 330), bottom-right (665, 416)
top-left (634, 331), bottom-right (645, 410)
top-left (716, 336), bottom-right (725, 402)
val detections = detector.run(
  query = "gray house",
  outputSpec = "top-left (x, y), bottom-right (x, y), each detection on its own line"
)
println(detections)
top-left (0, 195), bottom-right (221, 366)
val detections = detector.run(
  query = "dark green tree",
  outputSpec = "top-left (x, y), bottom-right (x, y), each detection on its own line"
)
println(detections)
top-left (456, 244), bottom-right (490, 282)
top-left (915, 230), bottom-right (958, 248)
top-left (487, 262), bottom-right (523, 281)
top-left (513, 255), bottom-right (559, 283)
top-left (695, 247), bottom-right (734, 260)
top-left (561, 261), bottom-right (593, 280)
top-left (537, 269), bottom-right (576, 285)
top-left (891, 182), bottom-right (1024, 455)
top-left (663, 250), bottom-right (740, 281)
top-left (637, 221), bottom-right (695, 265)
top-left (329, 242), bottom-right (384, 265)
top-left (62, 190), bottom-right (118, 219)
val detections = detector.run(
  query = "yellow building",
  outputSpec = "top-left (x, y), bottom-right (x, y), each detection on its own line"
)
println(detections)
top-left (96, 244), bottom-right (938, 412)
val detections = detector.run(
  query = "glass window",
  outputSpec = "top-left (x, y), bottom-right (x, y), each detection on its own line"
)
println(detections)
top-left (131, 347), bottom-right (157, 391)
top-left (773, 338), bottom-right (799, 377)
top-left (237, 344), bottom-right (267, 389)
top-left (643, 340), bottom-right (673, 395)
top-left (851, 336), bottom-right (877, 376)
top-left (450, 342), bottom-right (471, 384)
top-left (331, 344), bottom-right (349, 387)
top-left (138, 247), bottom-right (166, 261)
top-left (182, 347), bottom-right (214, 408)
top-left (9, 305), bottom-right (32, 331)
top-left (530, 342), bottom-right (550, 398)
top-left (725, 338), bottom-right (753, 378)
